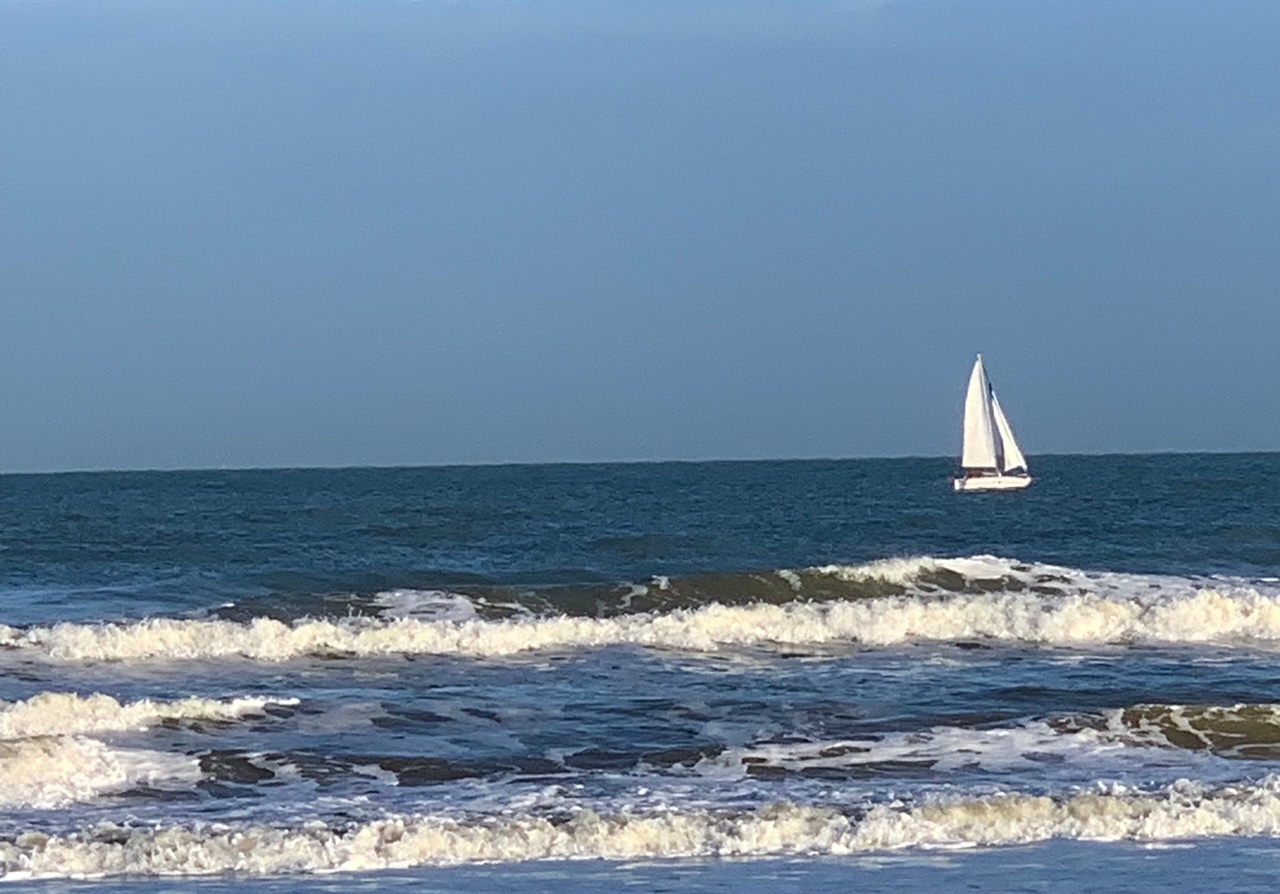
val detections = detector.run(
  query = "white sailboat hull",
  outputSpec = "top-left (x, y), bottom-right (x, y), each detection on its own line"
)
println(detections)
top-left (953, 474), bottom-right (1033, 492)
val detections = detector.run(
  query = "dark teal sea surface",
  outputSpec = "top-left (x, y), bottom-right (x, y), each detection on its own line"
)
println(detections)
top-left (3, 453), bottom-right (1279, 624)
top-left (2, 454), bottom-right (1280, 889)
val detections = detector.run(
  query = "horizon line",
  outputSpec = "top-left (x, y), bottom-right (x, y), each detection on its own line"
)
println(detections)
top-left (1, 448), bottom-right (1277, 477)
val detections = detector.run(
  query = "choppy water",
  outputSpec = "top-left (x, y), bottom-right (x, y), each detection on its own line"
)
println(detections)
top-left (3, 454), bottom-right (1280, 889)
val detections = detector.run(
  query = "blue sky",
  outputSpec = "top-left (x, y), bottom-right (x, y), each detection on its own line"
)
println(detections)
top-left (1, 1), bottom-right (1277, 471)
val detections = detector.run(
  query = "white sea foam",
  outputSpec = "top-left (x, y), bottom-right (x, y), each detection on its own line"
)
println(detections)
top-left (813, 555), bottom-right (969, 585)
top-left (1106, 703), bottom-right (1280, 757)
top-left (708, 704), bottom-right (1280, 779)
top-left (0, 694), bottom-right (294, 808)
top-left (0, 693), bottom-right (298, 740)
top-left (2, 557), bottom-right (1277, 662)
top-left (711, 721), bottom-right (1126, 777)
top-left (371, 590), bottom-right (477, 622)
top-left (4, 778), bottom-right (1280, 879)
top-left (0, 737), bottom-right (201, 809)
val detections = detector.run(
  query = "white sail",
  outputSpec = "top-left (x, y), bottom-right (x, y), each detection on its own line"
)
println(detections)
top-left (956, 354), bottom-right (1032, 491)
top-left (961, 355), bottom-right (998, 469)
top-left (990, 394), bottom-right (1027, 474)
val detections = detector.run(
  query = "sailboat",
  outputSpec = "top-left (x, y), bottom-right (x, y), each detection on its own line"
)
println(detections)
top-left (953, 354), bottom-right (1032, 492)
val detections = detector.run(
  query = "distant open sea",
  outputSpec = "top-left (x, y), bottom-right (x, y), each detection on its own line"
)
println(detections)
top-left (3, 454), bottom-right (1280, 891)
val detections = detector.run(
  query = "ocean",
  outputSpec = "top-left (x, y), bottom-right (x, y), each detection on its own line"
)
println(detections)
top-left (3, 454), bottom-right (1280, 891)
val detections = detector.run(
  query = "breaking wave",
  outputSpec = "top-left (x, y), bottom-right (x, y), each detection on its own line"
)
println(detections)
top-left (5, 778), bottom-right (1280, 879)
top-left (0, 737), bottom-right (201, 810)
top-left (2, 558), bottom-right (1279, 662)
top-left (0, 693), bottom-right (298, 740)
top-left (219, 555), bottom-right (1172, 623)
top-left (0, 693), bottom-right (297, 808)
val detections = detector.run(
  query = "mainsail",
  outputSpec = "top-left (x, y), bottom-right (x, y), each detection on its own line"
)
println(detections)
top-left (961, 355), bottom-right (999, 469)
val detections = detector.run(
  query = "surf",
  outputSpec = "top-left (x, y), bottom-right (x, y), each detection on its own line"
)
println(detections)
top-left (6, 777), bottom-right (1280, 879)
top-left (3, 557), bottom-right (1280, 662)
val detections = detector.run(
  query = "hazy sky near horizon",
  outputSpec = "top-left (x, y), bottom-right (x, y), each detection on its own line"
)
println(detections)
top-left (2, 0), bottom-right (1277, 471)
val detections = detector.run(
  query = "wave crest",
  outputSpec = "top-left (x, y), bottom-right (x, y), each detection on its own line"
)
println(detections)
top-left (5, 778), bottom-right (1280, 878)
top-left (0, 693), bottom-right (297, 740)
top-left (0, 737), bottom-right (201, 809)
top-left (6, 586), bottom-right (1280, 662)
